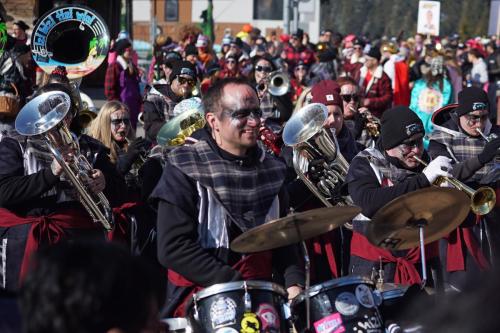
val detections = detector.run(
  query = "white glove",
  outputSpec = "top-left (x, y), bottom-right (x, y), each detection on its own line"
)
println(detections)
top-left (422, 156), bottom-right (453, 184)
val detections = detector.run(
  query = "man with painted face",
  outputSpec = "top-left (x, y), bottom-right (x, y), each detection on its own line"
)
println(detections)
top-left (150, 78), bottom-right (304, 317)
top-left (143, 60), bottom-right (197, 142)
top-left (428, 87), bottom-right (500, 290)
top-left (347, 106), bottom-right (452, 286)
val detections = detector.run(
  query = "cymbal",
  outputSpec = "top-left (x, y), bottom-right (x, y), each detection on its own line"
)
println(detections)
top-left (366, 187), bottom-right (470, 250)
top-left (231, 206), bottom-right (361, 253)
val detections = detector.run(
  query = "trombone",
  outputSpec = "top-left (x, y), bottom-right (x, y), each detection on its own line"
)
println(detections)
top-left (413, 155), bottom-right (496, 216)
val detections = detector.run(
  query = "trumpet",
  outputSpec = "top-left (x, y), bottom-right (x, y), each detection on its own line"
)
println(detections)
top-left (257, 70), bottom-right (290, 96)
top-left (413, 155), bottom-right (496, 216)
top-left (476, 128), bottom-right (499, 142)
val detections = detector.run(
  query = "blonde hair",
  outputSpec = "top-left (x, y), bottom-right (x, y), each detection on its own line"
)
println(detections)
top-left (293, 87), bottom-right (313, 114)
top-left (88, 100), bottom-right (130, 164)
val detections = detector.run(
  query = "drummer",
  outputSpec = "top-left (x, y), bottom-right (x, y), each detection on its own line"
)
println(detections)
top-left (346, 106), bottom-right (452, 286)
top-left (150, 77), bottom-right (304, 317)
top-left (428, 87), bottom-right (500, 290)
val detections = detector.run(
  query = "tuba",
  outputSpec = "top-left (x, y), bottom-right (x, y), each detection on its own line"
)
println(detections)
top-left (283, 103), bottom-right (354, 208)
top-left (31, 5), bottom-right (110, 119)
top-left (0, 17), bottom-right (6, 57)
top-left (156, 97), bottom-right (205, 147)
top-left (77, 91), bottom-right (98, 132)
top-left (15, 91), bottom-right (114, 230)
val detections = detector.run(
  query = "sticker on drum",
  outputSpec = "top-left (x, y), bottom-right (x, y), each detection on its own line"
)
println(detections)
top-left (313, 312), bottom-right (345, 333)
top-left (240, 313), bottom-right (260, 333)
top-left (352, 313), bottom-right (383, 332)
top-left (355, 285), bottom-right (375, 308)
top-left (209, 297), bottom-right (237, 329)
top-left (256, 303), bottom-right (280, 331)
top-left (215, 328), bottom-right (238, 333)
top-left (334, 292), bottom-right (359, 316)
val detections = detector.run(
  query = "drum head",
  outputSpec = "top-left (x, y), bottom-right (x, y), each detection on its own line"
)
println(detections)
top-left (193, 280), bottom-right (286, 301)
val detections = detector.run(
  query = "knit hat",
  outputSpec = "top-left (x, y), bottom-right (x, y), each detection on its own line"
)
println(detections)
top-left (13, 20), bottom-right (29, 31)
top-left (114, 39), bottom-right (132, 55)
top-left (455, 87), bottom-right (489, 117)
top-left (184, 44), bottom-right (198, 57)
top-left (169, 60), bottom-right (196, 82)
top-left (311, 80), bottom-right (342, 108)
top-left (380, 106), bottom-right (424, 150)
top-left (366, 46), bottom-right (381, 62)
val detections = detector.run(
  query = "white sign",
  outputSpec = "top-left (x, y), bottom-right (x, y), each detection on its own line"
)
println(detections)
top-left (417, 1), bottom-right (440, 36)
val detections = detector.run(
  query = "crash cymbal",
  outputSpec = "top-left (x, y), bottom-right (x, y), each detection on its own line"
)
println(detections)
top-left (366, 187), bottom-right (470, 250)
top-left (231, 206), bottom-right (361, 253)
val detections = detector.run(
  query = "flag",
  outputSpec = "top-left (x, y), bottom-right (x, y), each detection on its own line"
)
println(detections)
top-left (199, 0), bottom-right (215, 42)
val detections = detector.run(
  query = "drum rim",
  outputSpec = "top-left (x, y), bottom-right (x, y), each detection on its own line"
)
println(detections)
top-left (193, 280), bottom-right (287, 300)
top-left (374, 284), bottom-right (409, 301)
top-left (291, 276), bottom-right (374, 305)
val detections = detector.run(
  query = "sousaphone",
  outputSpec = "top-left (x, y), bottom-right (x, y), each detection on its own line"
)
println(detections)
top-left (31, 5), bottom-right (110, 79)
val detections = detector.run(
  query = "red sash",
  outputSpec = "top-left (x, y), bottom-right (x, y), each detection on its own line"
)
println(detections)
top-left (0, 207), bottom-right (97, 280)
top-left (311, 231), bottom-right (339, 279)
top-left (446, 220), bottom-right (490, 272)
top-left (169, 251), bottom-right (273, 317)
top-left (351, 232), bottom-right (438, 285)
top-left (109, 202), bottom-right (140, 243)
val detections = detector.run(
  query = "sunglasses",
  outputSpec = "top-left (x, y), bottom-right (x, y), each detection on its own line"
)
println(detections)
top-left (465, 113), bottom-right (488, 125)
top-left (226, 59), bottom-right (236, 64)
top-left (255, 65), bottom-right (273, 73)
top-left (110, 118), bottom-right (131, 126)
top-left (399, 138), bottom-right (423, 153)
top-left (224, 107), bottom-right (263, 120)
top-left (177, 76), bottom-right (196, 86)
top-left (295, 66), bottom-right (307, 71)
top-left (340, 94), bottom-right (360, 103)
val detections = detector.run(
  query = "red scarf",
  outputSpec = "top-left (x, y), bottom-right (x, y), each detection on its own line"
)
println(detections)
top-left (109, 201), bottom-right (141, 243)
top-left (311, 231), bottom-right (339, 279)
top-left (168, 251), bottom-right (273, 317)
top-left (0, 207), bottom-right (97, 280)
top-left (351, 232), bottom-right (438, 285)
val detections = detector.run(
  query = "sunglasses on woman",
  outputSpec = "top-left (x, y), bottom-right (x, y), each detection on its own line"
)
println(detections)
top-left (177, 76), bottom-right (196, 86)
top-left (255, 65), bottom-right (273, 73)
top-left (110, 118), bottom-right (131, 126)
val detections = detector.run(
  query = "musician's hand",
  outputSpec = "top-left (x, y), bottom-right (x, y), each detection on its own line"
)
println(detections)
top-left (87, 169), bottom-right (106, 193)
top-left (478, 136), bottom-right (500, 164)
top-left (287, 285), bottom-right (303, 300)
top-left (50, 151), bottom-right (74, 177)
top-left (358, 107), bottom-right (370, 115)
top-left (423, 156), bottom-right (452, 184)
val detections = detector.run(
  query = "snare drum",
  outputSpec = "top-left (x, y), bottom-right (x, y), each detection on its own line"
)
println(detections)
top-left (291, 276), bottom-right (384, 333)
top-left (188, 280), bottom-right (289, 333)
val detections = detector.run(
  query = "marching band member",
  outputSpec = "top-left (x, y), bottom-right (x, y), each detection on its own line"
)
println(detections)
top-left (0, 83), bottom-right (126, 291)
top-left (347, 106), bottom-right (452, 286)
top-left (143, 61), bottom-right (197, 142)
top-left (428, 87), bottom-right (500, 290)
top-left (88, 100), bottom-right (151, 196)
top-left (282, 80), bottom-right (362, 282)
top-left (150, 78), bottom-right (304, 317)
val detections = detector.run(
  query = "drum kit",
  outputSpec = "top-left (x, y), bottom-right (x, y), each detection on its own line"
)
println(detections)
top-left (163, 187), bottom-right (471, 332)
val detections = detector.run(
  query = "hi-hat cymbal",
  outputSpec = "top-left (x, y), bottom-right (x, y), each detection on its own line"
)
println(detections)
top-left (366, 187), bottom-right (470, 250)
top-left (231, 206), bottom-right (361, 253)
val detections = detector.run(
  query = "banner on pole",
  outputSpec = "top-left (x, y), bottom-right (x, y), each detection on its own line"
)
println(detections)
top-left (417, 1), bottom-right (440, 36)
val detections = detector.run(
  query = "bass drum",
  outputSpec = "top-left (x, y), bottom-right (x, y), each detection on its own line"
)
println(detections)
top-left (188, 280), bottom-right (289, 333)
top-left (291, 276), bottom-right (384, 333)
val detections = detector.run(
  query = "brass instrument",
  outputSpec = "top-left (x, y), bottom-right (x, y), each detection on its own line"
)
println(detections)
top-left (31, 4), bottom-right (110, 126)
top-left (156, 97), bottom-right (205, 146)
top-left (476, 128), bottom-right (499, 142)
top-left (257, 70), bottom-right (290, 96)
top-left (283, 103), bottom-right (354, 208)
top-left (361, 111), bottom-right (380, 138)
top-left (77, 92), bottom-right (97, 131)
top-left (15, 91), bottom-right (114, 230)
top-left (413, 155), bottom-right (496, 216)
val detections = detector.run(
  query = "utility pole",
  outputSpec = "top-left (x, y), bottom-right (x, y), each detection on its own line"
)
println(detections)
top-left (283, 0), bottom-right (290, 34)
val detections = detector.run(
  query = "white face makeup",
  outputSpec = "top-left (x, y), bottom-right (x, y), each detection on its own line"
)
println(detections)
top-left (110, 109), bottom-right (130, 142)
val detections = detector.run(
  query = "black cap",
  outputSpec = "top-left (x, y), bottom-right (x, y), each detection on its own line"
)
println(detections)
top-left (455, 87), bottom-right (489, 117)
top-left (169, 60), bottom-right (196, 82)
top-left (114, 39), bottom-right (132, 55)
top-left (366, 46), bottom-right (381, 62)
top-left (184, 44), bottom-right (198, 57)
top-left (13, 20), bottom-right (29, 31)
top-left (380, 106), bottom-right (424, 150)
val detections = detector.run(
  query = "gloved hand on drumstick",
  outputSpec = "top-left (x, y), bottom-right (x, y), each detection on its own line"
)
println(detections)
top-left (478, 136), bottom-right (500, 165)
top-left (422, 156), bottom-right (453, 184)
